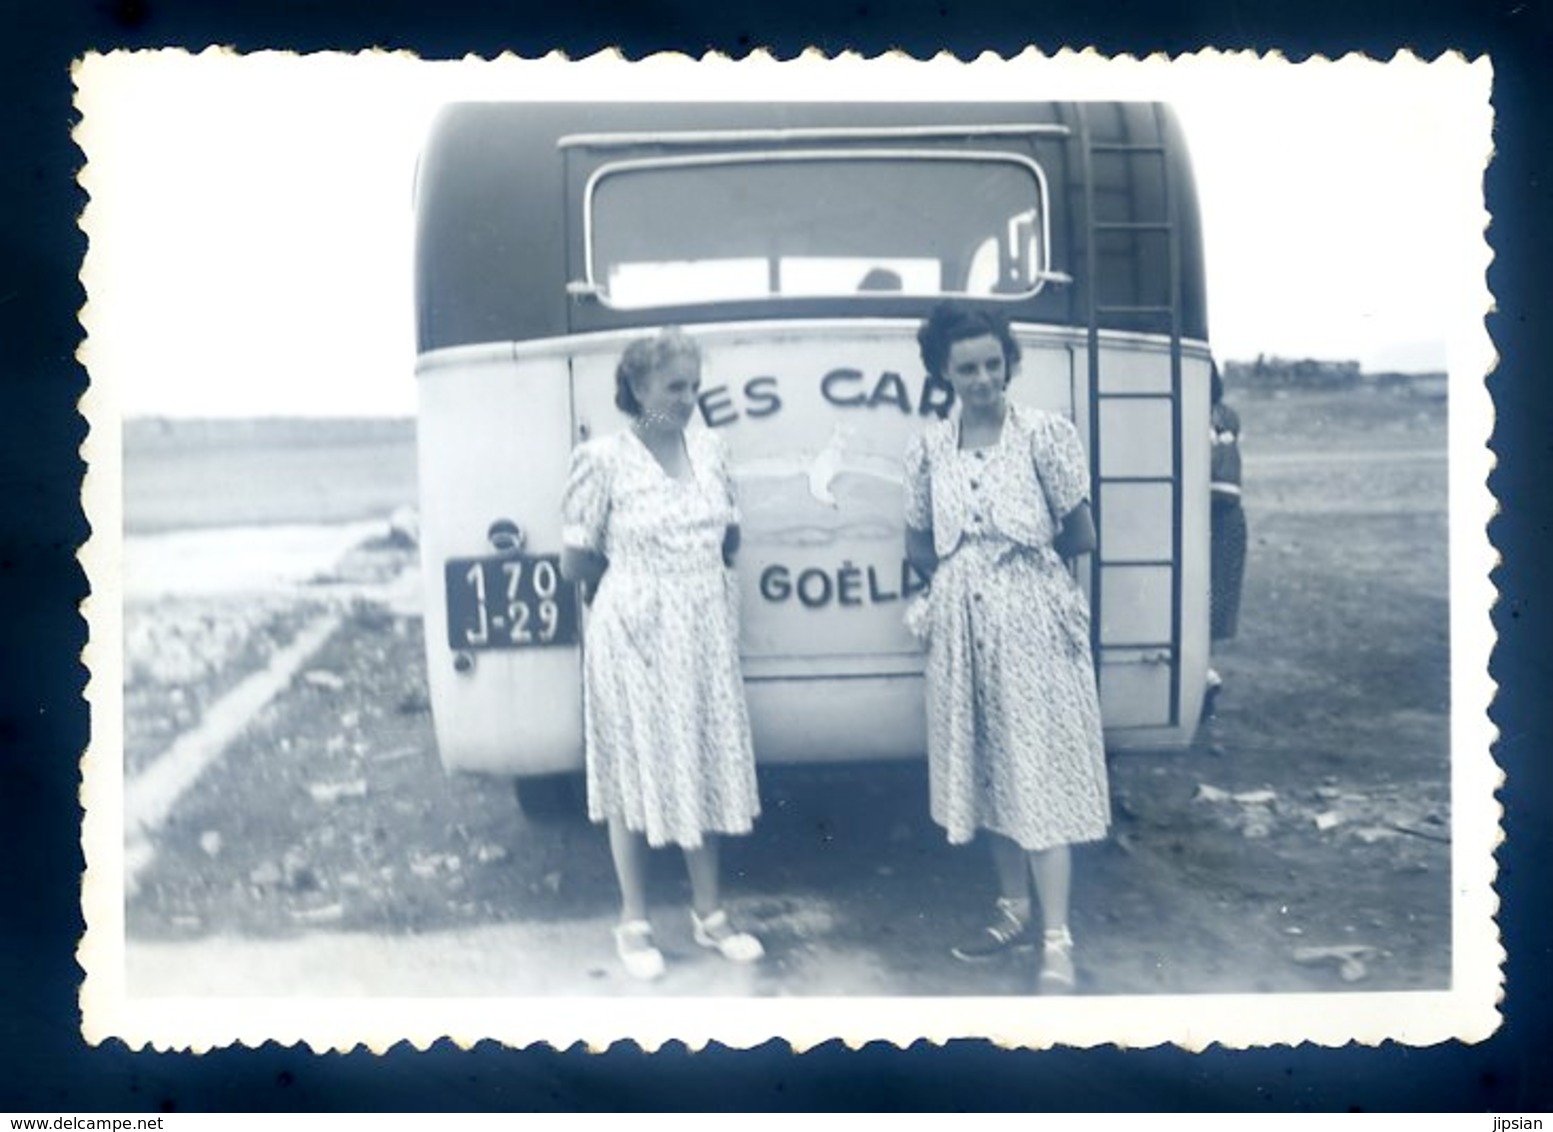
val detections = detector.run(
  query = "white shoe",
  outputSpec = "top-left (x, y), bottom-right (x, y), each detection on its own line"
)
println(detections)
top-left (1039, 925), bottom-right (1076, 994)
top-left (691, 909), bottom-right (765, 963)
top-left (613, 919), bottom-right (666, 981)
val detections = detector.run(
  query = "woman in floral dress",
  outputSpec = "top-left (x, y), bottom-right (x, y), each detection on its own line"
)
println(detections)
top-left (560, 327), bottom-right (763, 981)
top-left (904, 304), bottom-right (1110, 993)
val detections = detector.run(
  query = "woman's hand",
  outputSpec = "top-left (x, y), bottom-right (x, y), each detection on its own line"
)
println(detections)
top-left (561, 546), bottom-right (609, 604)
top-left (722, 523), bottom-right (742, 567)
top-left (905, 525), bottom-right (938, 583)
top-left (1053, 502), bottom-right (1097, 561)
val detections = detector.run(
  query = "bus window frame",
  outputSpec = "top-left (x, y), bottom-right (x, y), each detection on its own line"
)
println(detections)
top-left (576, 147), bottom-right (1059, 311)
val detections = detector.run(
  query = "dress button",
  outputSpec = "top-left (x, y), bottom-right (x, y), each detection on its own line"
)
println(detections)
top-left (970, 479), bottom-right (980, 490)
top-left (973, 592), bottom-right (983, 602)
top-left (971, 512), bottom-right (982, 523)
top-left (974, 450), bottom-right (986, 460)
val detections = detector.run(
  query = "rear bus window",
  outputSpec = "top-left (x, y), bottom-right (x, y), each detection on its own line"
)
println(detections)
top-left (586, 152), bottom-right (1050, 309)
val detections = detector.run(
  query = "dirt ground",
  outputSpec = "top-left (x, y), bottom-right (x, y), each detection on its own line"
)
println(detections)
top-left (120, 384), bottom-right (1453, 997)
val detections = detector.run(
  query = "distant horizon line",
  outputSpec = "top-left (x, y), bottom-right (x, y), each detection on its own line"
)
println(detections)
top-left (119, 358), bottom-right (1452, 423)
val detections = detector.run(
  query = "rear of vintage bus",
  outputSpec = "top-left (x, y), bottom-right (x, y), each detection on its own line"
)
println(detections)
top-left (413, 102), bottom-right (1212, 794)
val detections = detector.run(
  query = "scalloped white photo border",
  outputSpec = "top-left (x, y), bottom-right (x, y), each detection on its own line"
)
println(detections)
top-left (74, 47), bottom-right (1499, 1052)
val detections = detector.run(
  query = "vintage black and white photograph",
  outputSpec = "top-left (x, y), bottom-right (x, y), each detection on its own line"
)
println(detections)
top-left (76, 50), bottom-right (1498, 1051)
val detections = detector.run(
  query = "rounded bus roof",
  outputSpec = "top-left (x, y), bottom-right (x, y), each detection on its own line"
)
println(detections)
top-left (414, 101), bottom-right (1208, 353)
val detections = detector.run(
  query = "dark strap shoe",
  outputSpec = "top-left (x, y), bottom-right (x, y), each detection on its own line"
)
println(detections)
top-left (951, 898), bottom-right (1034, 962)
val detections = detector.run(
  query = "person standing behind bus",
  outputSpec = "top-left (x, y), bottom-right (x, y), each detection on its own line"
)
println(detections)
top-left (560, 327), bottom-right (764, 982)
top-left (903, 304), bottom-right (1110, 994)
top-left (1205, 361), bottom-right (1247, 715)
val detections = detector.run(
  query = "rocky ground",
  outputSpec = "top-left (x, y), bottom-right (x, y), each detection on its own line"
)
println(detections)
top-left (117, 387), bottom-right (1457, 998)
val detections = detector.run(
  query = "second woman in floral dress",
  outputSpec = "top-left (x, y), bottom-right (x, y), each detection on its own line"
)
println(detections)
top-left (904, 304), bottom-right (1111, 993)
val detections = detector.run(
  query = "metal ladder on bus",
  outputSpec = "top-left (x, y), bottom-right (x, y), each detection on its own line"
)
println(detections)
top-left (1077, 103), bottom-right (1186, 729)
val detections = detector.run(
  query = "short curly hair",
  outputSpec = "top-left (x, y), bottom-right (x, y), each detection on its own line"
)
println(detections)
top-left (916, 303), bottom-right (1021, 386)
top-left (614, 327), bottom-right (702, 417)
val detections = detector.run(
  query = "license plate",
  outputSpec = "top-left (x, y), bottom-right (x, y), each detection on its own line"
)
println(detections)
top-left (445, 553), bottom-right (578, 650)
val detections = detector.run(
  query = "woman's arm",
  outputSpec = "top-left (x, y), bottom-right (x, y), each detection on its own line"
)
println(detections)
top-left (560, 440), bottom-right (611, 600)
top-left (905, 525), bottom-right (938, 583)
top-left (1052, 501), bottom-right (1097, 562)
top-left (560, 546), bottom-right (609, 603)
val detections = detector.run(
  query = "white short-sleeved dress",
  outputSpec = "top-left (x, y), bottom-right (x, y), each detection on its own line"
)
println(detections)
top-left (904, 405), bottom-right (1110, 851)
top-left (562, 427), bottom-right (760, 849)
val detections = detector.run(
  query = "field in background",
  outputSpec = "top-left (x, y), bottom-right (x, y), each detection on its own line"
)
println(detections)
top-left (122, 418), bottom-right (417, 534)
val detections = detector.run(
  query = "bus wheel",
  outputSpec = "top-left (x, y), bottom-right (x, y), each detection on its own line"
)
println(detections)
top-left (513, 773), bottom-right (586, 823)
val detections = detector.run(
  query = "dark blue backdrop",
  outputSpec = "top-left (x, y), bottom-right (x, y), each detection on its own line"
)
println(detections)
top-left (2, 0), bottom-right (1548, 1112)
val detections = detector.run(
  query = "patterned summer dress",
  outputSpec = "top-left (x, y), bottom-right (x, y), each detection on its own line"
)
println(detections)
top-left (904, 405), bottom-right (1110, 851)
top-left (561, 427), bottom-right (760, 849)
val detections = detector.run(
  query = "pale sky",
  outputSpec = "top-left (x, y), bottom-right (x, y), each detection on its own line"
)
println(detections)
top-left (76, 51), bottom-right (1492, 419)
